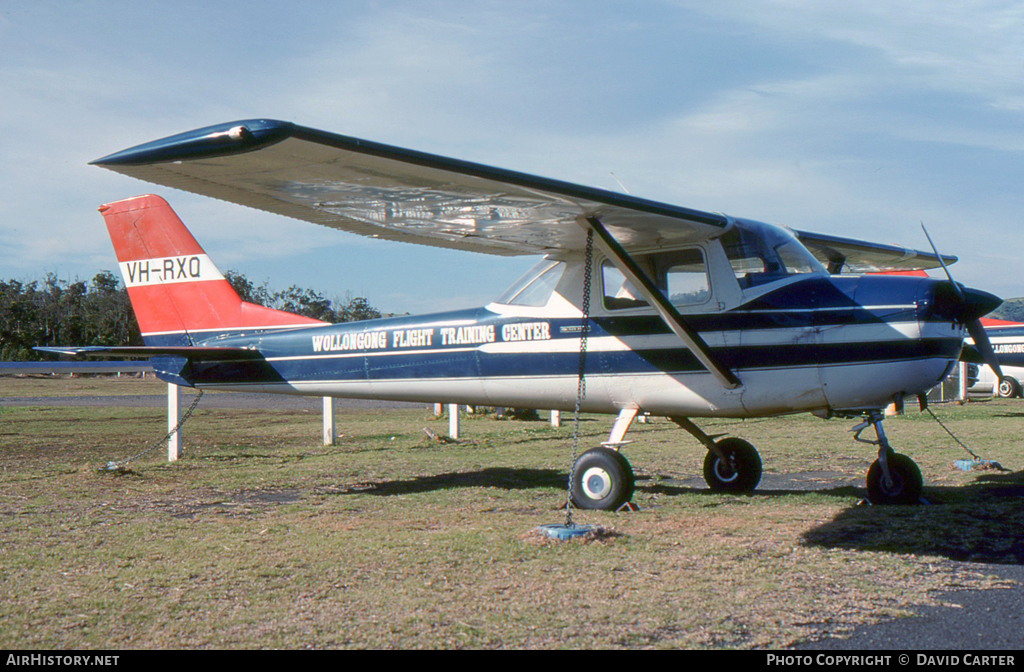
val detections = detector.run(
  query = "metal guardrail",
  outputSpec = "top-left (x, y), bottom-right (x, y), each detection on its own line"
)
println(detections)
top-left (0, 361), bottom-right (153, 375)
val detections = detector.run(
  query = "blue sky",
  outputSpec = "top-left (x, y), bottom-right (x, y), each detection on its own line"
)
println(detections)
top-left (2, 1), bottom-right (1022, 314)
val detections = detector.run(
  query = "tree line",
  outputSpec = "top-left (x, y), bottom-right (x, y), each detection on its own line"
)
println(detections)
top-left (988, 297), bottom-right (1024, 323)
top-left (1, 271), bottom-right (383, 361)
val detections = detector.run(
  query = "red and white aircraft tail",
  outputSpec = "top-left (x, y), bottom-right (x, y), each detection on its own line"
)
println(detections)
top-left (100, 195), bottom-right (325, 343)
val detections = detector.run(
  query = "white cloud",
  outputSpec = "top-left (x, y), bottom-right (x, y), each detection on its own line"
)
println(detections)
top-left (677, 1), bottom-right (1024, 111)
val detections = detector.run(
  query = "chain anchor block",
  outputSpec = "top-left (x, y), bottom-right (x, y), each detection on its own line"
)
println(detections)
top-left (533, 523), bottom-right (605, 541)
top-left (97, 389), bottom-right (205, 473)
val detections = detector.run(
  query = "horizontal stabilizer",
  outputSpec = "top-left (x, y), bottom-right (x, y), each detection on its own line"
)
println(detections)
top-left (34, 345), bottom-right (263, 361)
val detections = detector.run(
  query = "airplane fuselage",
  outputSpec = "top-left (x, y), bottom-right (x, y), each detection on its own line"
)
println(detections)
top-left (152, 272), bottom-right (964, 419)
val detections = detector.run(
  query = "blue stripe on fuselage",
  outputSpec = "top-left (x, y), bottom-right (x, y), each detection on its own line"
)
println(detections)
top-left (148, 275), bottom-right (957, 386)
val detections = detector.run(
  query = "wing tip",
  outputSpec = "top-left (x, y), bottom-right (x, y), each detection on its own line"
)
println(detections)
top-left (90, 119), bottom-right (295, 167)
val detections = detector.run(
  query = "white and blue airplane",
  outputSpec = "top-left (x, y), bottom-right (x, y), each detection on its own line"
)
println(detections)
top-left (41, 120), bottom-right (1004, 509)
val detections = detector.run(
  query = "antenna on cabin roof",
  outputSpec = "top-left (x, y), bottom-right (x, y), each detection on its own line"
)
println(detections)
top-left (610, 172), bottom-right (630, 195)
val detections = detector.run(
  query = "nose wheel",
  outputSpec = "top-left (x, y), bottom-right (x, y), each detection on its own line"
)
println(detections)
top-left (854, 412), bottom-right (923, 505)
top-left (866, 451), bottom-right (923, 505)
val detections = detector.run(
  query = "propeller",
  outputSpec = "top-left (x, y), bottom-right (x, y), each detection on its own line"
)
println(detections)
top-left (921, 223), bottom-right (1004, 382)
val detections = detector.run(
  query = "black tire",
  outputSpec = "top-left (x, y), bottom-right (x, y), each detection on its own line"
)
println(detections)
top-left (866, 452), bottom-right (923, 505)
top-left (570, 447), bottom-right (635, 511)
top-left (997, 376), bottom-right (1020, 399)
top-left (703, 438), bottom-right (762, 493)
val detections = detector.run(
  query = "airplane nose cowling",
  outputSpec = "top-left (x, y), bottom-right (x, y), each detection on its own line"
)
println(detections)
top-left (927, 282), bottom-right (1002, 324)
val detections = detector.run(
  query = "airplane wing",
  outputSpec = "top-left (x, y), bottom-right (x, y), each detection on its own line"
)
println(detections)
top-left (795, 230), bottom-right (956, 273)
top-left (90, 120), bottom-right (728, 255)
top-left (91, 119), bottom-right (954, 269)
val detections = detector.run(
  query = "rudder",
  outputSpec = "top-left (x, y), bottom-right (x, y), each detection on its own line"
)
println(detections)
top-left (100, 194), bottom-right (325, 345)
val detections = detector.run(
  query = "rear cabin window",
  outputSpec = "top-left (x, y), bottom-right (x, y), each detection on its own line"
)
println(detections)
top-left (495, 260), bottom-right (566, 307)
top-left (601, 248), bottom-right (710, 311)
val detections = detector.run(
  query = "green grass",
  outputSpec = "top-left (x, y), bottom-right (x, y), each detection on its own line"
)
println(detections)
top-left (1, 376), bottom-right (1021, 648)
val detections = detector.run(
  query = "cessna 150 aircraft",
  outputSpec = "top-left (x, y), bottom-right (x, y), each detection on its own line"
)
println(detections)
top-left (41, 119), bottom-right (1005, 510)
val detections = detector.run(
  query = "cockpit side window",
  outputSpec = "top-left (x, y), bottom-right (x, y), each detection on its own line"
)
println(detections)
top-left (720, 222), bottom-right (825, 289)
top-left (602, 247), bottom-right (710, 311)
top-left (495, 260), bottom-right (566, 307)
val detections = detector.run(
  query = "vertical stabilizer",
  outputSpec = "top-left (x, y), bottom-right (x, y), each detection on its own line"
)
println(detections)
top-left (100, 194), bottom-right (325, 344)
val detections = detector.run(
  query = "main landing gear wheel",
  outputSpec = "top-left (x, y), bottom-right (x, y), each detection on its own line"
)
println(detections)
top-left (703, 438), bottom-right (762, 493)
top-left (570, 447), bottom-right (635, 511)
top-left (866, 452), bottom-right (923, 505)
top-left (998, 376), bottom-right (1021, 399)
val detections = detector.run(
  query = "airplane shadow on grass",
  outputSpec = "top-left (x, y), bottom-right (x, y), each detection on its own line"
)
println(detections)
top-left (630, 469), bottom-right (1024, 565)
top-left (332, 467), bottom-right (566, 498)
top-left (331, 466), bottom-right (1024, 565)
top-left (800, 470), bottom-right (1024, 566)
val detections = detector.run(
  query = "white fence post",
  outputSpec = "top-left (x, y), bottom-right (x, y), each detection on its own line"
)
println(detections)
top-left (448, 403), bottom-right (460, 439)
top-left (323, 397), bottom-right (335, 445)
top-left (167, 383), bottom-right (181, 462)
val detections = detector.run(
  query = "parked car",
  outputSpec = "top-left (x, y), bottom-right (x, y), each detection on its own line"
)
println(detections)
top-left (971, 363), bottom-right (1024, 398)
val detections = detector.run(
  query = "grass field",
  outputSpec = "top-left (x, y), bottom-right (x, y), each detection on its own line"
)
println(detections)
top-left (1, 376), bottom-right (1021, 649)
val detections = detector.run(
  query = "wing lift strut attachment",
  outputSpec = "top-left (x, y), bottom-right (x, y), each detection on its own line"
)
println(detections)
top-left (580, 216), bottom-right (741, 390)
top-left (563, 218), bottom-right (762, 504)
top-left (547, 217), bottom-right (752, 518)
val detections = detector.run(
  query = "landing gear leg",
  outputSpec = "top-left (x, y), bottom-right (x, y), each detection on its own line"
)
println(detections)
top-left (672, 417), bottom-right (762, 494)
top-left (853, 411), bottom-right (923, 505)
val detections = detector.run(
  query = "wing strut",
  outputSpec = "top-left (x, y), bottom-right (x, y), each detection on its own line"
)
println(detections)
top-left (580, 216), bottom-right (741, 389)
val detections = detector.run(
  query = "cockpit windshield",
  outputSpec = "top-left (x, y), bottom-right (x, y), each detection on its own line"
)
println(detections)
top-left (494, 259), bottom-right (566, 307)
top-left (720, 219), bottom-right (826, 289)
